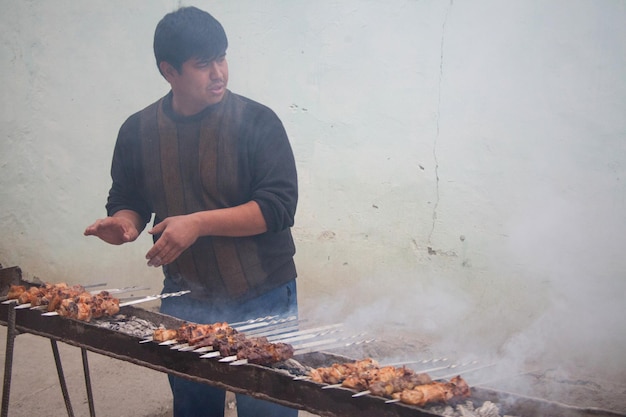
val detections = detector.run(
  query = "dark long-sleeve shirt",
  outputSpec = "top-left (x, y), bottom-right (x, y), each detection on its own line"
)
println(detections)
top-left (106, 90), bottom-right (298, 301)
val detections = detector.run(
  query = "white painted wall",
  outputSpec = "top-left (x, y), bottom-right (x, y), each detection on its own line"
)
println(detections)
top-left (1, 0), bottom-right (625, 385)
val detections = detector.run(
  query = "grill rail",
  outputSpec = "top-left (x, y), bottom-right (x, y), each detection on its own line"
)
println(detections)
top-left (1, 268), bottom-right (625, 417)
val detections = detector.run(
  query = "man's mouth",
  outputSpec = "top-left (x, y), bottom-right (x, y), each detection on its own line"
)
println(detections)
top-left (209, 83), bottom-right (224, 93)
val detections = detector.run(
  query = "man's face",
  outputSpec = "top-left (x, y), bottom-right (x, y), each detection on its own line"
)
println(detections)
top-left (165, 54), bottom-right (229, 116)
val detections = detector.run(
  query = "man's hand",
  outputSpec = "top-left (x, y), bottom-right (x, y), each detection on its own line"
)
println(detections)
top-left (84, 215), bottom-right (140, 245)
top-left (145, 214), bottom-right (201, 267)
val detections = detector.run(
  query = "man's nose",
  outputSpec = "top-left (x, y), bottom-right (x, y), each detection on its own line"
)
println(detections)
top-left (208, 62), bottom-right (222, 80)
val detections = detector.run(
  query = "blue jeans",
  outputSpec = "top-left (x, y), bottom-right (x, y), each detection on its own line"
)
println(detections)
top-left (160, 279), bottom-right (298, 417)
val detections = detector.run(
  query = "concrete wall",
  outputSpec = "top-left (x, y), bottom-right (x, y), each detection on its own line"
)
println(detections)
top-left (1, 0), bottom-right (625, 382)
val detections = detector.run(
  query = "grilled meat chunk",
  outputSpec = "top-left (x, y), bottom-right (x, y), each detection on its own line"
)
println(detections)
top-left (367, 367), bottom-right (432, 397)
top-left (393, 376), bottom-right (470, 407)
top-left (6, 285), bottom-right (26, 300)
top-left (153, 328), bottom-right (179, 342)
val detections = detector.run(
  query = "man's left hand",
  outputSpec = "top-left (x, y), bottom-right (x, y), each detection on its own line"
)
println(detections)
top-left (145, 215), bottom-right (200, 267)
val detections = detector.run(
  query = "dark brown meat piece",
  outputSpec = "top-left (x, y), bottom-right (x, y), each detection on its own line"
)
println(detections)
top-left (368, 368), bottom-right (432, 397)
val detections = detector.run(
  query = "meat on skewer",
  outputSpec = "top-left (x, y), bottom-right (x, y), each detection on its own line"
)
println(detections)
top-left (367, 367), bottom-right (432, 397)
top-left (309, 358), bottom-right (379, 385)
top-left (6, 285), bottom-right (26, 300)
top-left (152, 322), bottom-right (237, 343)
top-left (151, 321), bottom-right (294, 365)
top-left (10, 282), bottom-right (86, 307)
top-left (57, 290), bottom-right (120, 322)
top-left (393, 376), bottom-right (470, 406)
top-left (47, 285), bottom-right (87, 312)
top-left (6, 283), bottom-right (119, 322)
top-left (153, 328), bottom-right (179, 342)
top-left (178, 322), bottom-right (234, 345)
top-left (9, 282), bottom-right (83, 306)
top-left (236, 341), bottom-right (294, 365)
top-left (309, 359), bottom-right (470, 407)
top-left (196, 328), bottom-right (234, 347)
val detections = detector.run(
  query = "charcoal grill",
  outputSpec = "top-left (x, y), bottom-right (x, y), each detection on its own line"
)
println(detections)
top-left (1, 266), bottom-right (624, 417)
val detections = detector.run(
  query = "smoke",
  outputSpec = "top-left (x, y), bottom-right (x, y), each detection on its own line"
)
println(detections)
top-left (301, 181), bottom-right (626, 398)
top-left (498, 185), bottom-right (626, 380)
top-left (302, 266), bottom-right (476, 363)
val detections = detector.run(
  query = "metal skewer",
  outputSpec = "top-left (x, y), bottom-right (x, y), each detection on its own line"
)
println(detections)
top-left (269, 325), bottom-right (343, 344)
top-left (1, 282), bottom-right (107, 304)
top-left (434, 362), bottom-right (495, 381)
top-left (229, 359), bottom-right (250, 366)
top-left (41, 290), bottom-right (191, 316)
top-left (234, 315), bottom-right (298, 332)
top-left (414, 360), bottom-right (476, 375)
top-left (242, 317), bottom-right (308, 337)
top-left (99, 285), bottom-right (151, 295)
top-left (138, 315), bottom-right (294, 344)
top-left (188, 331), bottom-right (368, 359)
top-left (192, 346), bottom-right (214, 353)
top-left (83, 282), bottom-right (108, 289)
top-left (230, 315), bottom-right (278, 327)
top-left (290, 333), bottom-right (369, 353)
top-left (158, 340), bottom-right (179, 346)
top-left (6, 285), bottom-right (149, 310)
top-left (118, 290), bottom-right (191, 307)
top-left (294, 338), bottom-right (376, 356)
top-left (200, 351), bottom-right (221, 359)
top-left (382, 362), bottom-right (495, 404)
top-left (244, 323), bottom-right (300, 338)
top-left (349, 361), bottom-right (476, 398)
top-left (162, 317), bottom-right (304, 350)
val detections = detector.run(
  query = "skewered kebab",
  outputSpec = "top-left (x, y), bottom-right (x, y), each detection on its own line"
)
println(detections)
top-left (6, 283), bottom-right (120, 322)
top-left (150, 321), bottom-right (294, 365)
top-left (311, 358), bottom-right (431, 392)
top-left (309, 358), bottom-right (470, 407)
top-left (392, 375), bottom-right (470, 406)
top-left (152, 321), bottom-right (236, 344)
top-left (309, 358), bottom-right (380, 385)
top-left (355, 365), bottom-right (432, 394)
top-left (215, 333), bottom-right (294, 364)
top-left (57, 291), bottom-right (120, 322)
top-left (8, 282), bottom-right (86, 309)
top-left (6, 284), bottom-right (27, 300)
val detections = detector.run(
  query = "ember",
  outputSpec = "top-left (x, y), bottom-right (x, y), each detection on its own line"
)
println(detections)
top-left (92, 314), bottom-right (158, 338)
top-left (430, 400), bottom-right (516, 417)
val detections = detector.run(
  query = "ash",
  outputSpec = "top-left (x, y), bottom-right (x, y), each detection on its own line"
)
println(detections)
top-left (271, 358), bottom-right (310, 376)
top-left (92, 314), bottom-right (158, 338)
top-left (430, 400), bottom-right (518, 417)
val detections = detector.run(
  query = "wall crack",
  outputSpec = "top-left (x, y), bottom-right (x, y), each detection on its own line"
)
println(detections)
top-left (427, 0), bottom-right (453, 246)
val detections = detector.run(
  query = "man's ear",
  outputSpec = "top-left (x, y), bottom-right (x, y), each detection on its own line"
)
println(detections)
top-left (159, 61), bottom-right (177, 81)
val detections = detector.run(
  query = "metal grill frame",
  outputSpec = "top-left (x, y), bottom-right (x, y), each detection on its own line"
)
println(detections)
top-left (1, 268), bottom-right (625, 417)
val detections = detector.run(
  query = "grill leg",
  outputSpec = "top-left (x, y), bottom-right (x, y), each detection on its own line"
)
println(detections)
top-left (81, 348), bottom-right (96, 417)
top-left (50, 340), bottom-right (75, 417)
top-left (1, 303), bottom-right (17, 417)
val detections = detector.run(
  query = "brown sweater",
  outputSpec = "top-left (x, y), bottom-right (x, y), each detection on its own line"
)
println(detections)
top-left (106, 90), bottom-right (298, 301)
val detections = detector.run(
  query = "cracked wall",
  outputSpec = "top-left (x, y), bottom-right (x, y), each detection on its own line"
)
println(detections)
top-left (1, 0), bottom-right (625, 386)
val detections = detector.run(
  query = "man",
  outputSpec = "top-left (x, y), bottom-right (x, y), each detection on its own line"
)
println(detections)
top-left (85, 6), bottom-right (299, 417)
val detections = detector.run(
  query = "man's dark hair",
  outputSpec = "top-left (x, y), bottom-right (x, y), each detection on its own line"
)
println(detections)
top-left (153, 6), bottom-right (228, 75)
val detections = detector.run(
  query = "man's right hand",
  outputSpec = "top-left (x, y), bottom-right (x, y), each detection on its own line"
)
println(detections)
top-left (84, 211), bottom-right (142, 245)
